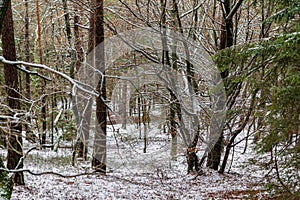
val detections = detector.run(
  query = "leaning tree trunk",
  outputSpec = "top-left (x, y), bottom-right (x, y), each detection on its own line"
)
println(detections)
top-left (2, 0), bottom-right (25, 185)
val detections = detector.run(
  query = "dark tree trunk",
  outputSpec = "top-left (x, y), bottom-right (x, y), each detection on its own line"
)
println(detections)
top-left (218, 90), bottom-right (257, 173)
top-left (0, 0), bottom-right (10, 33)
top-left (187, 126), bottom-right (201, 173)
top-left (207, 0), bottom-right (242, 171)
top-left (207, 134), bottom-right (223, 170)
top-left (91, 0), bottom-right (107, 173)
top-left (2, 1), bottom-right (25, 185)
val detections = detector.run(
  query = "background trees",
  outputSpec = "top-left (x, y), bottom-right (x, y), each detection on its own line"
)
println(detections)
top-left (0, 0), bottom-right (299, 198)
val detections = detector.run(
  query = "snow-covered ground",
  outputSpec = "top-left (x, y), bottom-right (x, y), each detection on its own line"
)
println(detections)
top-left (4, 124), bottom-right (270, 199)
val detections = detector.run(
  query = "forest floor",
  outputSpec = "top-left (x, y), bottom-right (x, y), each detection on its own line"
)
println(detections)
top-left (4, 124), bottom-right (271, 199)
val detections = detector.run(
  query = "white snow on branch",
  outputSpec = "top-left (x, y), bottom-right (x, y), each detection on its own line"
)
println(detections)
top-left (0, 56), bottom-right (99, 97)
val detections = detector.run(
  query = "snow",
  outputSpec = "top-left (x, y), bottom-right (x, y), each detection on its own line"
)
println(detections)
top-left (5, 124), bottom-right (270, 199)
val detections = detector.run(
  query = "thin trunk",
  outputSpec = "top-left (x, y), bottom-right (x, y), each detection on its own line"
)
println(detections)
top-left (121, 81), bottom-right (127, 129)
top-left (169, 93), bottom-right (178, 160)
top-left (36, 0), bottom-right (47, 147)
top-left (74, 3), bottom-right (84, 73)
top-left (62, 0), bottom-right (72, 45)
top-left (24, 0), bottom-right (32, 141)
top-left (138, 95), bottom-right (142, 138)
top-left (24, 0), bottom-right (30, 97)
top-left (142, 96), bottom-right (147, 153)
top-left (2, 1), bottom-right (24, 185)
top-left (219, 90), bottom-right (257, 173)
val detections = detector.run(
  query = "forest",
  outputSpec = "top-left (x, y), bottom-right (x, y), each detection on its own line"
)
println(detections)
top-left (0, 0), bottom-right (299, 199)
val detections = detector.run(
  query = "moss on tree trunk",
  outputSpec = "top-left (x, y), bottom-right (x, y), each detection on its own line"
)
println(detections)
top-left (0, 157), bottom-right (12, 200)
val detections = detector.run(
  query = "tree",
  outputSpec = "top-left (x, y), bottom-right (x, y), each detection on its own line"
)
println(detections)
top-left (254, 0), bottom-right (300, 196)
top-left (72, 1), bottom-right (87, 161)
top-left (213, 0), bottom-right (300, 196)
top-left (91, 0), bottom-right (107, 173)
top-left (35, 0), bottom-right (47, 147)
top-left (0, 1), bottom-right (14, 197)
top-left (207, 0), bottom-right (244, 171)
top-left (2, 0), bottom-right (25, 185)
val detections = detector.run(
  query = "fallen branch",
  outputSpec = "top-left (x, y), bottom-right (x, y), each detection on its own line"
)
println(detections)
top-left (0, 168), bottom-right (100, 178)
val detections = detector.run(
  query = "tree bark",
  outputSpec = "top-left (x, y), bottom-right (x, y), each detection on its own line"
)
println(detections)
top-left (121, 81), bottom-right (127, 129)
top-left (24, 0), bottom-right (33, 142)
top-left (35, 0), bottom-right (47, 147)
top-left (71, 2), bottom-right (89, 160)
top-left (207, 0), bottom-right (243, 171)
top-left (91, 0), bottom-right (107, 173)
top-left (2, 1), bottom-right (25, 185)
top-left (0, 0), bottom-right (10, 33)
top-left (0, 157), bottom-right (12, 200)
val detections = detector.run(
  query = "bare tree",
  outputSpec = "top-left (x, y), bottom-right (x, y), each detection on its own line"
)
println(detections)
top-left (35, 0), bottom-right (47, 147)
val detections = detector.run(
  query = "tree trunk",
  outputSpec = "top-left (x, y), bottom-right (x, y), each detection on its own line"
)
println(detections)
top-left (35, 0), bottom-right (47, 147)
top-left (142, 95), bottom-right (147, 153)
top-left (169, 94), bottom-right (178, 160)
top-left (74, 3), bottom-right (84, 74)
top-left (207, 0), bottom-right (243, 171)
top-left (91, 0), bottom-right (106, 173)
top-left (71, 2), bottom-right (88, 161)
top-left (207, 134), bottom-right (223, 170)
top-left (121, 81), bottom-right (127, 129)
top-left (2, 1), bottom-right (25, 185)
top-left (0, 157), bottom-right (12, 200)
top-left (0, 0), bottom-right (10, 33)
top-left (24, 0), bottom-right (33, 142)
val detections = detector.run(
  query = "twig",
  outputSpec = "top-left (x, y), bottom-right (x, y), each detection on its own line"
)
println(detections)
top-left (0, 168), bottom-right (100, 178)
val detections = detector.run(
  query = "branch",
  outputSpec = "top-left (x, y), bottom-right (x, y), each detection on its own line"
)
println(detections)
top-left (104, 20), bottom-right (160, 64)
top-left (16, 64), bottom-right (52, 81)
top-left (225, 0), bottom-right (243, 21)
top-left (0, 56), bottom-right (99, 97)
top-left (0, 168), bottom-right (100, 178)
top-left (180, 2), bottom-right (204, 18)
